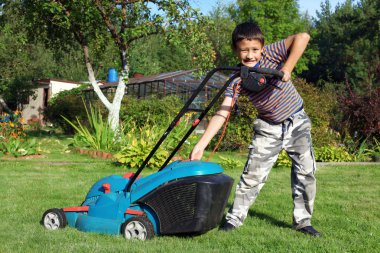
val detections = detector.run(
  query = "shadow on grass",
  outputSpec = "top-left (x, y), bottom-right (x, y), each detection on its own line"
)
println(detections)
top-left (25, 130), bottom-right (72, 140)
top-left (248, 209), bottom-right (292, 229)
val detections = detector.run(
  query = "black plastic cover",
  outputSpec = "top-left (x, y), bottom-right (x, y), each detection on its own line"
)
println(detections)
top-left (137, 173), bottom-right (234, 235)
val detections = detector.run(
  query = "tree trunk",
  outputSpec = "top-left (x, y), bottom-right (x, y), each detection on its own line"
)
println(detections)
top-left (83, 45), bottom-right (112, 110)
top-left (0, 95), bottom-right (12, 114)
top-left (108, 49), bottom-right (128, 130)
top-left (82, 44), bottom-right (128, 132)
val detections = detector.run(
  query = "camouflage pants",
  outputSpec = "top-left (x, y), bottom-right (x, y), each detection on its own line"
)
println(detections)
top-left (225, 109), bottom-right (317, 230)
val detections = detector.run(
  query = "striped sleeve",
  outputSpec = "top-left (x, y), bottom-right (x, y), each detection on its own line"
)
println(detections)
top-left (263, 39), bottom-right (288, 65)
top-left (224, 76), bottom-right (242, 99)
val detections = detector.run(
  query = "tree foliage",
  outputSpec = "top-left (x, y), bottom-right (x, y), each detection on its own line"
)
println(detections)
top-left (128, 35), bottom-right (194, 76)
top-left (308, 0), bottom-right (380, 91)
top-left (206, 2), bottom-right (237, 67)
top-left (0, 0), bottom-right (89, 111)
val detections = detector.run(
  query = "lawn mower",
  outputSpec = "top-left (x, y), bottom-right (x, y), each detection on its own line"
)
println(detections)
top-left (41, 66), bottom-right (283, 240)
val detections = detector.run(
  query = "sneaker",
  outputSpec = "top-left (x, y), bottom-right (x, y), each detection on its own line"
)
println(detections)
top-left (297, 226), bottom-right (321, 237)
top-left (219, 222), bottom-right (236, 232)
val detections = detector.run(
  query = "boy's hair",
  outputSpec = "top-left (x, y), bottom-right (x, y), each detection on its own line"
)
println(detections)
top-left (231, 21), bottom-right (265, 51)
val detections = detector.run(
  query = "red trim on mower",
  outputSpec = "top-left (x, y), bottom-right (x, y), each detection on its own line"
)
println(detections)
top-left (125, 209), bottom-right (145, 215)
top-left (63, 206), bottom-right (89, 212)
top-left (122, 172), bottom-right (140, 179)
top-left (102, 183), bottom-right (111, 193)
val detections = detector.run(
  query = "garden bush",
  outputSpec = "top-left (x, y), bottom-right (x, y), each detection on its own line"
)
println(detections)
top-left (115, 114), bottom-right (199, 169)
top-left (114, 124), bottom-right (170, 169)
top-left (218, 155), bottom-right (244, 170)
top-left (120, 95), bottom-right (183, 128)
top-left (295, 78), bottom-right (340, 147)
top-left (314, 145), bottom-right (353, 162)
top-left (43, 86), bottom-right (106, 134)
top-left (273, 146), bottom-right (354, 167)
top-left (338, 85), bottom-right (380, 142)
top-left (114, 95), bottom-right (200, 167)
top-left (63, 102), bottom-right (116, 152)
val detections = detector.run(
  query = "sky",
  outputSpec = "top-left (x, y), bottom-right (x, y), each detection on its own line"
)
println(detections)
top-left (190, 0), bottom-right (347, 18)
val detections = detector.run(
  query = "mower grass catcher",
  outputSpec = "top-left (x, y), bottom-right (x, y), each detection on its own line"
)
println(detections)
top-left (41, 66), bottom-right (283, 240)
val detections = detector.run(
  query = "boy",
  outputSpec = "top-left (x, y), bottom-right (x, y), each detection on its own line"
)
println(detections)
top-left (190, 21), bottom-right (320, 237)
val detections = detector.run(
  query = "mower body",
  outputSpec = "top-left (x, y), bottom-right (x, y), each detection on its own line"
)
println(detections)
top-left (62, 160), bottom-right (233, 236)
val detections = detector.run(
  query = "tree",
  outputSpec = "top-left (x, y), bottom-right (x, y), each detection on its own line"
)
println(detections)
top-left (127, 34), bottom-right (194, 76)
top-left (309, 0), bottom-right (380, 91)
top-left (0, 0), bottom-right (90, 112)
top-left (207, 1), bottom-right (237, 67)
top-left (24, 0), bottom-right (215, 131)
top-left (0, 1), bottom-right (52, 112)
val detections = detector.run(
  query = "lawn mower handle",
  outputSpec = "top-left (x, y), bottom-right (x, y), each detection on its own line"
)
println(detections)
top-left (242, 67), bottom-right (284, 78)
top-left (125, 66), bottom-right (283, 192)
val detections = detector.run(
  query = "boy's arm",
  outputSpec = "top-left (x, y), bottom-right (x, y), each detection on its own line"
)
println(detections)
top-left (190, 96), bottom-right (233, 160)
top-left (281, 33), bottom-right (310, 81)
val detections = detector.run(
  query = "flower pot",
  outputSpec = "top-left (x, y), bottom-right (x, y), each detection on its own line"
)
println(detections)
top-left (102, 152), bottom-right (112, 159)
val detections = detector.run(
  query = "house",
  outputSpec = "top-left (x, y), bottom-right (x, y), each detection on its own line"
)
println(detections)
top-left (21, 79), bottom-right (83, 124)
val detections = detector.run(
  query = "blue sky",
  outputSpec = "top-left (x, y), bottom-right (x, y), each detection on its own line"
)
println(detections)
top-left (191, 0), bottom-right (347, 17)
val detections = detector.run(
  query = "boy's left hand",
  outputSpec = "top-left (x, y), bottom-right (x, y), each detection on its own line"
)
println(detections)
top-left (281, 68), bottom-right (291, 82)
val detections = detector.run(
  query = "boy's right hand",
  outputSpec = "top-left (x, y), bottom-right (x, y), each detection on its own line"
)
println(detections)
top-left (281, 68), bottom-right (291, 82)
top-left (190, 145), bottom-right (204, 161)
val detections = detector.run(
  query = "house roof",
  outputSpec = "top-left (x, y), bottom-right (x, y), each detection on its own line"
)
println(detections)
top-left (37, 78), bottom-right (83, 85)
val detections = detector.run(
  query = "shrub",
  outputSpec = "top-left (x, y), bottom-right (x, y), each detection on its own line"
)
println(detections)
top-left (350, 138), bottom-right (380, 162)
top-left (63, 103), bottom-right (116, 152)
top-left (120, 95), bottom-right (183, 129)
top-left (273, 145), bottom-right (354, 167)
top-left (274, 150), bottom-right (292, 168)
top-left (0, 137), bottom-right (38, 157)
top-left (209, 95), bottom-right (256, 151)
top-left (338, 85), bottom-right (380, 142)
top-left (43, 86), bottom-right (107, 134)
top-left (114, 124), bottom-right (169, 170)
top-left (314, 146), bottom-right (353, 162)
top-left (115, 113), bottom-right (199, 169)
top-left (218, 155), bottom-right (244, 170)
top-left (294, 78), bottom-right (340, 148)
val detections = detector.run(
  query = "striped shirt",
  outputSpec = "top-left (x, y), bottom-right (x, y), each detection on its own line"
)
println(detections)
top-left (225, 39), bottom-right (303, 123)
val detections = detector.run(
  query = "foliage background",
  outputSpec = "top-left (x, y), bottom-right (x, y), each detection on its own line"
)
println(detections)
top-left (0, 0), bottom-right (379, 155)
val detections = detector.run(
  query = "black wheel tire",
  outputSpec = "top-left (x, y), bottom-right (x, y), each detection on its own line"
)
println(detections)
top-left (121, 216), bottom-right (155, 240)
top-left (41, 208), bottom-right (68, 230)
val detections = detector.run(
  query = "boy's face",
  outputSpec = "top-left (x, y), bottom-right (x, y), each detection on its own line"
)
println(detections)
top-left (235, 39), bottom-right (263, 67)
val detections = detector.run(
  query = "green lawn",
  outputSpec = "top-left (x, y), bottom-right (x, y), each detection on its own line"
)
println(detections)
top-left (1, 136), bottom-right (379, 252)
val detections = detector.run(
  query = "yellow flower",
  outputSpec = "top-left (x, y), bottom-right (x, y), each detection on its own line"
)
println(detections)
top-left (10, 122), bottom-right (14, 128)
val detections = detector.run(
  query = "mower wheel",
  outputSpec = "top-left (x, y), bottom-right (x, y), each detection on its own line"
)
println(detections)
top-left (121, 216), bottom-right (154, 240)
top-left (42, 208), bottom-right (67, 230)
